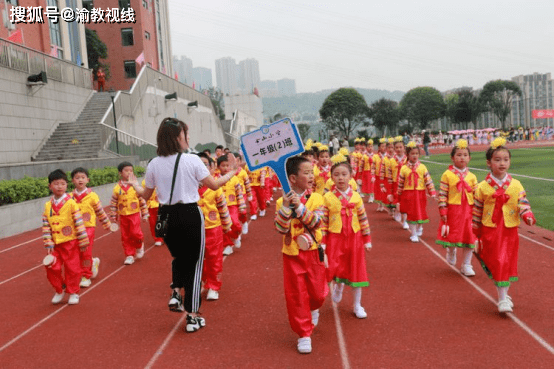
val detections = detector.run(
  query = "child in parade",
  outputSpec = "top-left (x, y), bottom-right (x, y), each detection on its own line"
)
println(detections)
top-left (372, 138), bottom-right (387, 212)
top-left (216, 154), bottom-right (246, 255)
top-left (362, 139), bottom-right (375, 203)
top-left (313, 145), bottom-right (331, 195)
top-left (70, 167), bottom-right (111, 287)
top-left (43, 169), bottom-right (89, 305)
top-left (141, 178), bottom-right (164, 247)
top-left (435, 140), bottom-right (478, 276)
top-left (249, 166), bottom-right (268, 218)
top-left (301, 141), bottom-right (316, 165)
top-left (397, 142), bottom-right (437, 242)
top-left (197, 153), bottom-right (233, 300)
top-left (110, 162), bottom-right (149, 265)
top-left (387, 137), bottom-right (407, 225)
top-left (322, 152), bottom-right (372, 319)
top-left (472, 138), bottom-right (536, 313)
top-left (274, 156), bottom-right (327, 354)
top-left (351, 138), bottom-right (363, 183)
top-left (379, 138), bottom-right (396, 213)
top-left (234, 154), bottom-right (253, 235)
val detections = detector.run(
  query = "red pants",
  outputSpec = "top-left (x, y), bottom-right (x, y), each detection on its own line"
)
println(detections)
top-left (249, 191), bottom-right (258, 215)
top-left (283, 250), bottom-right (328, 338)
top-left (264, 178), bottom-right (272, 202)
top-left (148, 207), bottom-right (164, 243)
top-left (46, 239), bottom-right (81, 294)
top-left (202, 227), bottom-right (224, 291)
top-left (120, 213), bottom-right (144, 256)
top-left (223, 205), bottom-right (242, 247)
top-left (252, 186), bottom-right (266, 211)
top-left (80, 227), bottom-right (95, 279)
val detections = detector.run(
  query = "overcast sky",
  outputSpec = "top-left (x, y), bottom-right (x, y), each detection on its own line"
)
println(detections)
top-left (168, 0), bottom-right (554, 93)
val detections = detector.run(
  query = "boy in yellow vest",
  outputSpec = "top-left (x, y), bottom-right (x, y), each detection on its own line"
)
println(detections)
top-left (110, 162), bottom-right (148, 265)
top-left (43, 169), bottom-right (89, 305)
top-left (70, 167), bottom-right (112, 288)
top-left (275, 156), bottom-right (327, 354)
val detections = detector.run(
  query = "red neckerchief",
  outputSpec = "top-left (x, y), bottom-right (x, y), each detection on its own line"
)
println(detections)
top-left (50, 193), bottom-right (70, 216)
top-left (332, 187), bottom-right (356, 215)
top-left (377, 152), bottom-right (385, 173)
top-left (317, 164), bottom-right (330, 180)
top-left (486, 173), bottom-right (512, 224)
top-left (394, 155), bottom-right (406, 180)
top-left (449, 166), bottom-right (472, 194)
top-left (119, 181), bottom-right (131, 193)
top-left (300, 189), bottom-right (312, 205)
top-left (198, 185), bottom-right (208, 198)
top-left (407, 161), bottom-right (420, 187)
top-left (72, 188), bottom-right (92, 203)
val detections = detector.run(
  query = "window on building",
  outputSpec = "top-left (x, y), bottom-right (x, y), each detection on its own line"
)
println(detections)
top-left (124, 61), bottom-right (137, 78)
top-left (142, 0), bottom-right (148, 9)
top-left (118, 0), bottom-right (131, 9)
top-left (7, 0), bottom-right (19, 6)
top-left (47, 0), bottom-right (61, 47)
top-left (121, 28), bottom-right (134, 46)
top-left (82, 0), bottom-right (93, 11)
top-left (145, 31), bottom-right (150, 40)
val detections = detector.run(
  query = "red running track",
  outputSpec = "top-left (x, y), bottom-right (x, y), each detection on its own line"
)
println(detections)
top-left (0, 198), bottom-right (553, 368)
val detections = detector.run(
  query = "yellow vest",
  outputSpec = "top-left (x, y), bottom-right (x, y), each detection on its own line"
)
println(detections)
top-left (276, 193), bottom-right (324, 256)
top-left (325, 178), bottom-right (358, 192)
top-left (313, 165), bottom-right (330, 195)
top-left (390, 156), bottom-right (406, 182)
top-left (43, 198), bottom-right (82, 244)
top-left (198, 187), bottom-right (224, 229)
top-left (113, 183), bottom-right (141, 215)
top-left (250, 168), bottom-right (265, 186)
top-left (221, 175), bottom-right (241, 206)
top-left (399, 164), bottom-right (429, 190)
top-left (475, 178), bottom-right (523, 228)
top-left (71, 190), bottom-right (100, 228)
top-left (142, 179), bottom-right (159, 208)
top-left (323, 190), bottom-right (362, 234)
top-left (442, 170), bottom-right (477, 205)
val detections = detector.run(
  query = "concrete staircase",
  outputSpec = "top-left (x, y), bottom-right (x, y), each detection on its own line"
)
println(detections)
top-left (34, 92), bottom-right (115, 161)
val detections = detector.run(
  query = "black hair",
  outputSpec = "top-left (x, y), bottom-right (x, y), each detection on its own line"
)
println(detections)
top-left (486, 146), bottom-right (511, 161)
top-left (118, 161), bottom-right (133, 172)
top-left (234, 152), bottom-right (242, 160)
top-left (215, 145), bottom-right (224, 151)
top-left (301, 148), bottom-right (314, 157)
top-left (450, 146), bottom-right (471, 158)
top-left (71, 167), bottom-right (89, 178)
top-left (197, 152), bottom-right (214, 165)
top-left (203, 149), bottom-right (212, 155)
top-left (286, 156), bottom-right (310, 177)
top-left (405, 146), bottom-right (420, 156)
top-left (217, 154), bottom-right (229, 166)
top-left (394, 141), bottom-right (405, 148)
top-left (48, 169), bottom-right (68, 184)
top-left (331, 158), bottom-right (352, 174)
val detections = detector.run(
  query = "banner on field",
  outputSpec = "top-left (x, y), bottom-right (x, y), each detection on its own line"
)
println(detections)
top-left (240, 118), bottom-right (304, 194)
top-left (532, 109), bottom-right (554, 119)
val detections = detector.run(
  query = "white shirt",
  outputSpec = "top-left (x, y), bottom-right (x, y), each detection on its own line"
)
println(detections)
top-left (145, 153), bottom-right (210, 205)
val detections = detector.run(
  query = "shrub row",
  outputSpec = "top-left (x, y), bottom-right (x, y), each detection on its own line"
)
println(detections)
top-left (0, 166), bottom-right (145, 206)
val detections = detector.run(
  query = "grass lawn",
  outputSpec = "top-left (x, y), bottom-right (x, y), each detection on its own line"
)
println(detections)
top-left (421, 146), bottom-right (554, 231)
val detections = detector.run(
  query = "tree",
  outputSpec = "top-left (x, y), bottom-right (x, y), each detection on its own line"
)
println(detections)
top-left (85, 29), bottom-right (109, 79)
top-left (400, 87), bottom-right (446, 130)
top-left (272, 113), bottom-right (283, 122)
top-left (297, 123), bottom-right (310, 141)
top-left (368, 98), bottom-right (401, 137)
top-left (203, 87), bottom-right (225, 121)
top-left (454, 89), bottom-right (485, 130)
top-left (480, 80), bottom-right (522, 130)
top-left (319, 88), bottom-right (369, 139)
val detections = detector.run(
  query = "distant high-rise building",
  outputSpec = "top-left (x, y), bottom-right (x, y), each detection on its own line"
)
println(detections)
top-left (239, 58), bottom-right (261, 94)
top-left (260, 80), bottom-right (278, 97)
top-left (192, 67), bottom-right (213, 89)
top-left (216, 57), bottom-right (238, 95)
top-left (277, 78), bottom-right (296, 96)
top-left (512, 72), bottom-right (554, 128)
top-left (173, 56), bottom-right (193, 85)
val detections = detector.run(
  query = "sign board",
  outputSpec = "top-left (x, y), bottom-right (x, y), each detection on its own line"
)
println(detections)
top-left (240, 118), bottom-right (304, 194)
top-left (532, 109), bottom-right (554, 119)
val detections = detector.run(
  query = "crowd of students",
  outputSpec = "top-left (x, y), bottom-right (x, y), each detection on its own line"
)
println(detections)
top-left (40, 135), bottom-right (536, 354)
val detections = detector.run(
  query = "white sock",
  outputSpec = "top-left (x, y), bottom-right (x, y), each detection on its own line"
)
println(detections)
top-left (462, 248), bottom-right (473, 265)
top-left (409, 224), bottom-right (417, 237)
top-left (497, 286), bottom-right (509, 302)
top-left (402, 214), bottom-right (407, 223)
top-left (417, 224), bottom-right (423, 232)
top-left (353, 287), bottom-right (362, 308)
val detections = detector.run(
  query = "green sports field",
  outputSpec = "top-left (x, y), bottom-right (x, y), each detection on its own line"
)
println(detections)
top-left (421, 146), bottom-right (554, 231)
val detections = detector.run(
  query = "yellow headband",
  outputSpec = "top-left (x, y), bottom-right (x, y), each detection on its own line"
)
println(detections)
top-left (394, 136), bottom-right (403, 142)
top-left (305, 139), bottom-right (313, 146)
top-left (304, 143), bottom-right (312, 151)
top-left (406, 141), bottom-right (417, 149)
top-left (319, 145), bottom-right (329, 151)
top-left (339, 147), bottom-right (349, 156)
top-left (491, 137), bottom-right (507, 149)
top-left (314, 142), bottom-right (322, 148)
top-left (379, 138), bottom-right (386, 144)
top-left (455, 139), bottom-right (468, 149)
top-left (359, 137), bottom-right (366, 142)
top-left (330, 153), bottom-right (347, 165)
top-left (354, 138), bottom-right (360, 143)
top-left (367, 139), bottom-right (373, 145)
top-left (387, 137), bottom-right (395, 144)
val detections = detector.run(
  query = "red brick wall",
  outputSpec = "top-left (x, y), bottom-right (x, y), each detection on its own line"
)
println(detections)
top-left (0, 0), bottom-right (51, 54)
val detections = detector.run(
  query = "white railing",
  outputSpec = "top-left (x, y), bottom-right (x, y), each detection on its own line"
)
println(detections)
top-left (98, 123), bottom-right (157, 161)
top-left (0, 38), bottom-right (92, 89)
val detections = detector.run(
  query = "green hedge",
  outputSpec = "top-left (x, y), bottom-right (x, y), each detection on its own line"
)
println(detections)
top-left (0, 166), bottom-right (145, 206)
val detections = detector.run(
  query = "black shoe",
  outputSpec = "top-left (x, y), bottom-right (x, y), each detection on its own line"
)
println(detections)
top-left (168, 291), bottom-right (184, 313)
top-left (185, 315), bottom-right (206, 333)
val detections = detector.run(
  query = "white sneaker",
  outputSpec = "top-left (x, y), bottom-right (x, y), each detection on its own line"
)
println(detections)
top-left (51, 292), bottom-right (65, 304)
top-left (91, 257), bottom-right (100, 279)
top-left (80, 277), bottom-right (91, 288)
top-left (402, 221), bottom-right (409, 230)
top-left (135, 243), bottom-right (145, 259)
top-left (297, 337), bottom-right (312, 354)
top-left (394, 213), bottom-right (402, 223)
top-left (206, 289), bottom-right (219, 300)
top-left (154, 241), bottom-right (162, 247)
top-left (242, 222), bottom-right (249, 235)
top-left (311, 309), bottom-right (320, 327)
top-left (506, 295), bottom-right (514, 308)
top-left (410, 235), bottom-right (419, 243)
top-left (223, 246), bottom-right (234, 256)
top-left (416, 226), bottom-right (423, 237)
top-left (259, 210), bottom-right (266, 217)
top-left (446, 248), bottom-right (457, 265)
top-left (124, 256), bottom-right (135, 265)
top-left (233, 237), bottom-right (241, 249)
top-left (460, 263), bottom-right (475, 277)
top-left (332, 284), bottom-right (343, 303)
top-left (498, 299), bottom-right (513, 313)
top-left (368, 195), bottom-right (374, 203)
top-left (68, 294), bottom-right (80, 305)
top-left (251, 215), bottom-right (257, 221)
top-left (354, 305), bottom-right (367, 319)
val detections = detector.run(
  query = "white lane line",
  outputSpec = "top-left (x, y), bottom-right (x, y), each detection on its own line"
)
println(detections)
top-left (0, 233), bottom-right (113, 286)
top-left (144, 314), bottom-right (188, 369)
top-left (0, 244), bottom-right (156, 353)
top-left (421, 159), bottom-right (554, 182)
top-left (418, 237), bottom-right (554, 355)
top-left (332, 301), bottom-right (352, 369)
top-left (0, 237), bottom-right (42, 254)
top-left (520, 234), bottom-right (554, 252)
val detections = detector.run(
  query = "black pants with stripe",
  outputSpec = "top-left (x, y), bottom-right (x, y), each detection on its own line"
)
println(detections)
top-left (162, 203), bottom-right (205, 313)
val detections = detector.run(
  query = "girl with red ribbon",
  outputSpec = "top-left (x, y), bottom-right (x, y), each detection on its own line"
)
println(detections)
top-left (472, 138), bottom-right (536, 314)
top-left (435, 140), bottom-right (478, 276)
